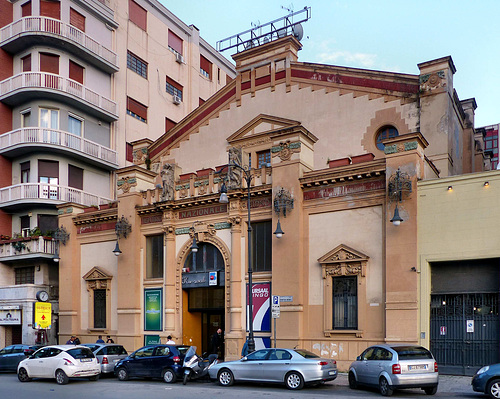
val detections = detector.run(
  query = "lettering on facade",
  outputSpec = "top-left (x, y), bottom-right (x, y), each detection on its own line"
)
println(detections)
top-left (141, 214), bottom-right (163, 225)
top-left (179, 204), bottom-right (227, 219)
top-left (77, 222), bottom-right (115, 234)
top-left (303, 180), bottom-right (385, 201)
top-left (249, 197), bottom-right (271, 209)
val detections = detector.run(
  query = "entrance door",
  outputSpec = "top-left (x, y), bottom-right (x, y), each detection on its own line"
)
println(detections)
top-left (430, 293), bottom-right (499, 375)
top-left (203, 312), bottom-right (224, 357)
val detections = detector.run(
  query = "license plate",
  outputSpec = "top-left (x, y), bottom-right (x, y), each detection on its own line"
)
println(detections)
top-left (408, 364), bottom-right (427, 370)
top-left (80, 358), bottom-right (92, 362)
top-left (328, 371), bottom-right (336, 376)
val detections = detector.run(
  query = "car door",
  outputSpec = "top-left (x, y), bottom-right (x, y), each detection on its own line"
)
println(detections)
top-left (260, 349), bottom-right (292, 382)
top-left (150, 346), bottom-right (172, 378)
top-left (9, 345), bottom-right (26, 371)
top-left (129, 346), bottom-right (155, 377)
top-left (40, 348), bottom-right (63, 377)
top-left (365, 347), bottom-right (385, 385)
top-left (27, 347), bottom-right (50, 377)
top-left (234, 349), bottom-right (270, 381)
top-left (357, 347), bottom-right (376, 384)
top-left (0, 346), bottom-right (14, 371)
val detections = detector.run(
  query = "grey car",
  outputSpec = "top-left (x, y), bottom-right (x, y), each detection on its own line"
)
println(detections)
top-left (82, 344), bottom-right (128, 374)
top-left (0, 345), bottom-right (42, 372)
top-left (208, 348), bottom-right (337, 390)
top-left (349, 343), bottom-right (439, 396)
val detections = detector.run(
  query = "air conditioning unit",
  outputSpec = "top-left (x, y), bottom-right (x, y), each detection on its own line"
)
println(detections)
top-left (173, 95), bottom-right (181, 105)
top-left (175, 53), bottom-right (184, 64)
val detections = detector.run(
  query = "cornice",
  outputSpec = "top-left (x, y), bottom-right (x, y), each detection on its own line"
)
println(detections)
top-left (73, 209), bottom-right (118, 225)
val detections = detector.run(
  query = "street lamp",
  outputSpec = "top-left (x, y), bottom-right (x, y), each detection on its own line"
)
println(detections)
top-left (53, 226), bottom-right (69, 262)
top-left (113, 216), bottom-right (132, 256)
top-left (388, 168), bottom-right (412, 226)
top-left (217, 162), bottom-right (256, 353)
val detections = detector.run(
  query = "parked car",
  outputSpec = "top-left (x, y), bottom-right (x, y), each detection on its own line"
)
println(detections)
top-left (348, 344), bottom-right (438, 396)
top-left (472, 363), bottom-right (500, 398)
top-left (0, 344), bottom-right (42, 372)
top-left (82, 343), bottom-right (128, 374)
top-left (114, 344), bottom-right (190, 383)
top-left (17, 345), bottom-right (100, 385)
top-left (208, 348), bottom-right (337, 390)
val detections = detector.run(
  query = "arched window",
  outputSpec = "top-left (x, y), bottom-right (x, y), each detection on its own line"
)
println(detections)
top-left (185, 242), bottom-right (224, 272)
top-left (375, 126), bottom-right (399, 151)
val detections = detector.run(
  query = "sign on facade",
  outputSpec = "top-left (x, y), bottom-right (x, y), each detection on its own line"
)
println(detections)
top-left (440, 326), bottom-right (446, 336)
top-left (209, 271), bottom-right (217, 286)
top-left (0, 307), bottom-right (21, 325)
top-left (33, 302), bottom-right (51, 329)
top-left (247, 282), bottom-right (271, 332)
top-left (144, 289), bottom-right (162, 331)
top-left (466, 320), bottom-right (474, 333)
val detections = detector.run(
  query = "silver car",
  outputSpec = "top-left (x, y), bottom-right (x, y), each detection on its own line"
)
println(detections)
top-left (82, 344), bottom-right (128, 374)
top-left (349, 344), bottom-right (439, 396)
top-left (208, 348), bottom-right (337, 390)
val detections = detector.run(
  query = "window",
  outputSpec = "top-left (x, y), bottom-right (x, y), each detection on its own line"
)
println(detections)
top-left (94, 289), bottom-right (106, 328)
top-left (146, 234), bottom-right (163, 279)
top-left (332, 276), bottom-right (357, 329)
top-left (38, 214), bottom-right (57, 235)
top-left (217, 68), bottom-right (220, 83)
top-left (168, 30), bottom-right (183, 55)
top-left (70, 7), bottom-right (85, 32)
top-left (40, 53), bottom-right (59, 74)
top-left (126, 142), bottom-right (133, 162)
top-left (21, 54), bottom-right (31, 72)
top-left (68, 114), bottom-right (83, 136)
top-left (165, 117), bottom-right (176, 133)
top-left (184, 242), bottom-right (224, 272)
top-left (126, 97), bottom-right (147, 123)
top-left (15, 267), bottom-right (34, 285)
top-left (200, 55), bottom-right (212, 79)
top-left (21, 215), bottom-right (30, 237)
top-left (20, 161), bottom-right (30, 183)
top-left (40, 108), bottom-right (59, 144)
top-left (127, 51), bottom-right (147, 79)
top-left (166, 76), bottom-right (182, 100)
top-left (21, 109), bottom-right (31, 128)
top-left (129, 0), bottom-right (147, 31)
top-left (21, 1), bottom-right (32, 17)
top-left (375, 126), bottom-right (399, 151)
top-left (40, 0), bottom-right (60, 19)
top-left (68, 164), bottom-right (83, 190)
top-left (251, 221), bottom-right (272, 272)
top-left (38, 160), bottom-right (59, 199)
top-left (257, 150), bottom-right (271, 168)
top-left (69, 60), bottom-right (84, 84)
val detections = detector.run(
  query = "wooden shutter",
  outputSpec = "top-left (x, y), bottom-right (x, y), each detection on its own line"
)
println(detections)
top-left (22, 54), bottom-right (31, 72)
top-left (165, 117), bottom-right (176, 133)
top-left (70, 8), bottom-right (85, 32)
top-left (200, 55), bottom-right (212, 79)
top-left (127, 97), bottom-right (147, 120)
top-left (68, 164), bottom-right (83, 190)
top-left (40, 0), bottom-right (60, 19)
top-left (21, 161), bottom-right (30, 172)
top-left (165, 76), bottom-right (182, 92)
top-left (21, 1), bottom-right (32, 17)
top-left (38, 160), bottom-right (59, 179)
top-left (168, 31), bottom-right (183, 54)
top-left (129, 0), bottom-right (147, 31)
top-left (126, 142), bottom-right (133, 162)
top-left (69, 60), bottom-right (84, 84)
top-left (40, 53), bottom-right (59, 74)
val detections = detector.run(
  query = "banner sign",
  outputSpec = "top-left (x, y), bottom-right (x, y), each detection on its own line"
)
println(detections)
top-left (34, 302), bottom-right (51, 329)
top-left (246, 282), bottom-right (271, 332)
top-left (144, 335), bottom-right (161, 345)
top-left (182, 271), bottom-right (224, 288)
top-left (144, 289), bottom-right (162, 331)
top-left (0, 307), bottom-right (21, 325)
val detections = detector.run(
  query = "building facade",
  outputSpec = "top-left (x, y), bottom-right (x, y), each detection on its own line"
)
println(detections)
top-left (57, 35), bottom-right (486, 372)
top-left (0, 0), bottom-right (235, 347)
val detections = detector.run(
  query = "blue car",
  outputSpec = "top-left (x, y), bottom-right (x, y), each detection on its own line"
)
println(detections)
top-left (0, 345), bottom-right (42, 372)
top-left (472, 363), bottom-right (500, 398)
top-left (114, 344), bottom-right (189, 383)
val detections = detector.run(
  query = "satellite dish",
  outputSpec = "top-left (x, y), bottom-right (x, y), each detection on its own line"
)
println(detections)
top-left (292, 23), bottom-right (304, 41)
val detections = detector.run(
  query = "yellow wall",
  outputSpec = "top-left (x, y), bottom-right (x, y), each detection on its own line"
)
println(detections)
top-left (182, 290), bottom-right (202, 348)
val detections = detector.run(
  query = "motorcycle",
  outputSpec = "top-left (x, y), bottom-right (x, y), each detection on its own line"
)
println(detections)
top-left (182, 346), bottom-right (218, 385)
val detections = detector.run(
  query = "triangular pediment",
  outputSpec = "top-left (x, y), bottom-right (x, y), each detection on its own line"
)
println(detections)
top-left (83, 266), bottom-right (113, 281)
top-left (318, 244), bottom-right (369, 264)
top-left (227, 114), bottom-right (301, 144)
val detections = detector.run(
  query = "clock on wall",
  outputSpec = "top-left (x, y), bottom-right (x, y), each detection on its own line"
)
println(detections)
top-left (36, 290), bottom-right (49, 302)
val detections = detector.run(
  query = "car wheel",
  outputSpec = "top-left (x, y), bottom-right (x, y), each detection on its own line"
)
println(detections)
top-left (348, 371), bottom-right (358, 389)
top-left (89, 374), bottom-right (99, 381)
top-left (285, 371), bottom-right (304, 390)
top-left (423, 386), bottom-right (437, 395)
top-left (17, 368), bottom-right (31, 382)
top-left (117, 367), bottom-right (129, 381)
top-left (55, 369), bottom-right (69, 385)
top-left (487, 379), bottom-right (500, 399)
top-left (162, 368), bottom-right (176, 383)
top-left (379, 377), bottom-right (393, 396)
top-left (218, 368), bottom-right (234, 386)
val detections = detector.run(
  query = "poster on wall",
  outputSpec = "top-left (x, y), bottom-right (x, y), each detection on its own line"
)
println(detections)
top-left (33, 302), bottom-right (51, 329)
top-left (0, 306), bottom-right (21, 325)
top-left (246, 282), bottom-right (271, 332)
top-left (144, 289), bottom-right (162, 331)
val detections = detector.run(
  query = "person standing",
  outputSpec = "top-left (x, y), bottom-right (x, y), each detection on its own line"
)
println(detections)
top-left (106, 336), bottom-right (114, 343)
top-left (66, 335), bottom-right (76, 344)
top-left (96, 335), bottom-right (105, 343)
top-left (74, 336), bottom-right (81, 345)
top-left (166, 335), bottom-right (175, 344)
top-left (241, 338), bottom-right (250, 358)
top-left (211, 328), bottom-right (224, 358)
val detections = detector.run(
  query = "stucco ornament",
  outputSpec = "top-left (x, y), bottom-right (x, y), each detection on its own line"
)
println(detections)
top-left (161, 163), bottom-right (175, 201)
top-left (228, 147), bottom-right (243, 189)
top-left (419, 70), bottom-right (446, 92)
top-left (271, 140), bottom-right (301, 161)
top-left (117, 177), bottom-right (137, 193)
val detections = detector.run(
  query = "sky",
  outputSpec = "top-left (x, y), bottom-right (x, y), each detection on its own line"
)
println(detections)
top-left (160, 0), bottom-right (499, 128)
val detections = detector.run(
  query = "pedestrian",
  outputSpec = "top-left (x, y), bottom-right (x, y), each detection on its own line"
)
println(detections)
top-left (66, 335), bottom-right (76, 344)
top-left (166, 335), bottom-right (175, 344)
top-left (241, 338), bottom-right (250, 358)
top-left (106, 335), bottom-right (114, 343)
top-left (96, 335), bottom-right (105, 343)
top-left (74, 335), bottom-right (81, 345)
top-left (211, 328), bottom-right (224, 358)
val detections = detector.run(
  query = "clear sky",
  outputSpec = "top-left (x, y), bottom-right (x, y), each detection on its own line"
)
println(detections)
top-left (161, 0), bottom-right (499, 127)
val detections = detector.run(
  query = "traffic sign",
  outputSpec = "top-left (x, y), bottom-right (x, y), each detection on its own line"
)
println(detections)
top-left (272, 295), bottom-right (280, 318)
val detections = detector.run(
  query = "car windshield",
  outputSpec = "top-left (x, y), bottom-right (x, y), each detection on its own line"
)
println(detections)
top-left (176, 346), bottom-right (190, 356)
top-left (393, 346), bottom-right (433, 360)
top-left (294, 349), bottom-right (320, 359)
top-left (107, 346), bottom-right (127, 355)
top-left (0, 346), bottom-right (12, 355)
top-left (83, 344), bottom-right (100, 352)
top-left (67, 347), bottom-right (95, 359)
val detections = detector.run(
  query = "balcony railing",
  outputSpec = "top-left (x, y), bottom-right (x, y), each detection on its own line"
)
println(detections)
top-left (0, 236), bottom-right (55, 260)
top-left (0, 72), bottom-right (117, 117)
top-left (0, 16), bottom-right (117, 68)
top-left (0, 128), bottom-right (117, 166)
top-left (0, 183), bottom-right (113, 207)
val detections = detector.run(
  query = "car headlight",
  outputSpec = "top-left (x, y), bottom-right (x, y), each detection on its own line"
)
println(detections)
top-left (476, 366), bottom-right (489, 375)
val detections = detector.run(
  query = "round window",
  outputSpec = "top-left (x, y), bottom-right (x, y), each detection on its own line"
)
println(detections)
top-left (375, 126), bottom-right (399, 151)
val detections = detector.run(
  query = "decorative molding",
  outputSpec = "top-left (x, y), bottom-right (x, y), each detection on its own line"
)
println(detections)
top-left (318, 244), bottom-right (369, 278)
top-left (83, 266), bottom-right (112, 292)
top-left (117, 177), bottom-right (137, 193)
top-left (271, 140), bottom-right (301, 161)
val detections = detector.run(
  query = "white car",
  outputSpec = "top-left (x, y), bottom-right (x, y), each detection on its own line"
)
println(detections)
top-left (17, 345), bottom-right (100, 385)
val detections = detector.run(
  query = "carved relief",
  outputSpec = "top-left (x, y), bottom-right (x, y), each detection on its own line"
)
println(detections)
top-left (419, 70), bottom-right (446, 92)
top-left (271, 140), bottom-right (301, 161)
top-left (161, 163), bottom-right (175, 201)
top-left (228, 147), bottom-right (243, 189)
top-left (117, 177), bottom-right (137, 193)
top-left (318, 244), bottom-right (369, 278)
top-left (83, 266), bottom-right (112, 292)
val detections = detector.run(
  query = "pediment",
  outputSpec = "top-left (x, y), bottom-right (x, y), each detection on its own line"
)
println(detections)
top-left (83, 266), bottom-right (113, 281)
top-left (318, 244), bottom-right (369, 264)
top-left (226, 114), bottom-right (301, 144)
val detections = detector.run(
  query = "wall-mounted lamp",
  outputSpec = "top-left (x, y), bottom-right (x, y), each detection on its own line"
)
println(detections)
top-left (273, 187), bottom-right (294, 238)
top-left (113, 216), bottom-right (132, 256)
top-left (388, 168), bottom-right (412, 226)
top-left (53, 226), bottom-right (70, 263)
top-left (447, 186), bottom-right (453, 191)
top-left (484, 181), bottom-right (490, 187)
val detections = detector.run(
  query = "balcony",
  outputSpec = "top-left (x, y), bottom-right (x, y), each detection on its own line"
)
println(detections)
top-left (0, 236), bottom-right (55, 262)
top-left (0, 72), bottom-right (118, 121)
top-left (0, 183), bottom-right (113, 211)
top-left (0, 128), bottom-right (118, 169)
top-left (0, 17), bottom-right (118, 73)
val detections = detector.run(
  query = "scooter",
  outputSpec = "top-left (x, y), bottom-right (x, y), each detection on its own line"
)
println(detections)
top-left (182, 346), bottom-right (218, 385)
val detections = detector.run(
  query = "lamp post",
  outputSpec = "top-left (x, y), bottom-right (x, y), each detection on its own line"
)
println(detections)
top-left (217, 162), bottom-right (256, 353)
top-left (388, 168), bottom-right (412, 226)
top-left (52, 226), bottom-right (69, 262)
top-left (113, 216), bottom-right (132, 256)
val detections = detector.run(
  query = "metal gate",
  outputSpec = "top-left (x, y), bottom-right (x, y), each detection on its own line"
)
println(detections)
top-left (430, 293), bottom-right (499, 375)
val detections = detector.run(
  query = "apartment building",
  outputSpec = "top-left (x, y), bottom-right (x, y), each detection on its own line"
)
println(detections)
top-left (0, 0), bottom-right (235, 346)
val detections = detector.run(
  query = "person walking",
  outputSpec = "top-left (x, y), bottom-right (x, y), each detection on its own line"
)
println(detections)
top-left (166, 335), bottom-right (175, 344)
top-left (106, 336), bottom-right (114, 343)
top-left (96, 335), bottom-right (105, 343)
top-left (211, 328), bottom-right (224, 359)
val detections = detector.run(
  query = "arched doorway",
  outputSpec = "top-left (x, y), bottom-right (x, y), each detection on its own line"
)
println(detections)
top-left (182, 241), bottom-right (225, 358)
